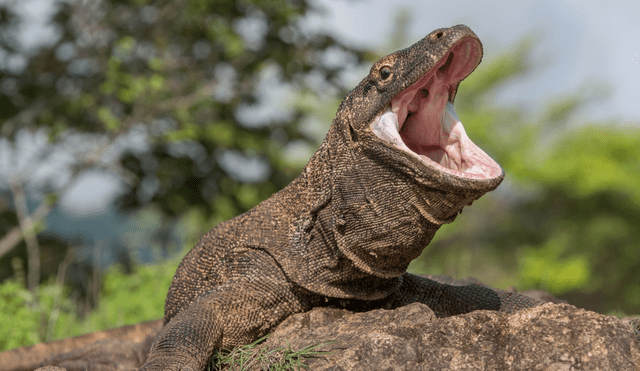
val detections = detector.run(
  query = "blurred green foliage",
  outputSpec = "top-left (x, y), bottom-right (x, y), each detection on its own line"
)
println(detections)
top-left (0, 259), bottom-right (176, 351)
top-left (72, 259), bottom-right (175, 332)
top-left (0, 278), bottom-right (49, 350)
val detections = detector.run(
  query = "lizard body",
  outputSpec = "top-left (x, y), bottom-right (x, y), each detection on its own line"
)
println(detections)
top-left (140, 25), bottom-right (541, 371)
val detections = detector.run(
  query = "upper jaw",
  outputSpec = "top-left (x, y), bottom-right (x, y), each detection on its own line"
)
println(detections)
top-left (370, 37), bottom-right (503, 182)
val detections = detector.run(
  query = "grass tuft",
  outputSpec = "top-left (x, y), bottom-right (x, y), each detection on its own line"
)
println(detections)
top-left (207, 335), bottom-right (338, 371)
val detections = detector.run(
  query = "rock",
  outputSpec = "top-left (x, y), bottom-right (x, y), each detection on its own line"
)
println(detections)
top-left (3, 288), bottom-right (639, 371)
top-left (255, 302), bottom-right (640, 371)
top-left (34, 338), bottom-right (154, 371)
top-left (0, 320), bottom-right (162, 371)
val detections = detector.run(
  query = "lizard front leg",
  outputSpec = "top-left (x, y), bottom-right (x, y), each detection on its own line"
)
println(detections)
top-left (139, 279), bottom-right (306, 371)
top-left (140, 296), bottom-right (220, 371)
top-left (385, 273), bottom-right (541, 317)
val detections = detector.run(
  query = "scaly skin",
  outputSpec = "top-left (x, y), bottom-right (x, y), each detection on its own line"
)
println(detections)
top-left (139, 25), bottom-right (542, 371)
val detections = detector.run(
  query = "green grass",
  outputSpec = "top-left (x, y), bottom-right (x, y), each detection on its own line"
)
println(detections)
top-left (208, 335), bottom-right (338, 371)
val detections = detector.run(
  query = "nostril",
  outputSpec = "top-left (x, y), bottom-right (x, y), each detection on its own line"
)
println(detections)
top-left (436, 32), bottom-right (444, 38)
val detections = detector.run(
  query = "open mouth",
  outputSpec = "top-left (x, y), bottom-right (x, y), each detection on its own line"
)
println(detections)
top-left (370, 37), bottom-right (502, 180)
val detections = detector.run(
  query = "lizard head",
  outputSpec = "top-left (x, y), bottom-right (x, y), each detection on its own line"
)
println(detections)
top-left (339, 24), bottom-right (503, 192)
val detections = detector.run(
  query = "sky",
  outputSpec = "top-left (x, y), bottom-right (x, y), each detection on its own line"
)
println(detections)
top-left (310, 0), bottom-right (640, 124)
top-left (13, 0), bottom-right (640, 125)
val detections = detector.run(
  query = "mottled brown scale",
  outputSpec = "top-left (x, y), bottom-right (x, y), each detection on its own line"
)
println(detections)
top-left (138, 25), bottom-right (541, 371)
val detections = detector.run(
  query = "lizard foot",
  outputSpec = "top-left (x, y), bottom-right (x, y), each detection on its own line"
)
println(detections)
top-left (137, 355), bottom-right (202, 371)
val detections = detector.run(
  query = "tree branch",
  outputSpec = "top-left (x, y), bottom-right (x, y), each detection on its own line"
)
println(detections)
top-left (0, 199), bottom-right (52, 261)
top-left (10, 182), bottom-right (41, 291)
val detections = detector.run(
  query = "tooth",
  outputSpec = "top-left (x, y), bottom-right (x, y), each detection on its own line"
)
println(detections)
top-left (371, 108), bottom-right (402, 145)
top-left (380, 109), bottom-right (400, 131)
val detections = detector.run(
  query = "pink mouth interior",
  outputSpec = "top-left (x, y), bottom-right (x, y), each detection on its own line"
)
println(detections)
top-left (381, 37), bottom-right (502, 179)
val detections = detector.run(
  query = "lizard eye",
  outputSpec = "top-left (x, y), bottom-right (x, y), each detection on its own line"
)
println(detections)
top-left (379, 66), bottom-right (392, 80)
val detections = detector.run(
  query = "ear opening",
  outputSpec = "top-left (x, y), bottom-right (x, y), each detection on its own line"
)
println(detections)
top-left (348, 121), bottom-right (358, 143)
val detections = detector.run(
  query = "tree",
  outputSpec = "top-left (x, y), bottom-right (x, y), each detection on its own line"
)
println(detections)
top-left (0, 0), bottom-right (367, 300)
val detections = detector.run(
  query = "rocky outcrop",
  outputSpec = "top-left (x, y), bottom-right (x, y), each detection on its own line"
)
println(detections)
top-left (257, 303), bottom-right (640, 371)
top-left (1, 320), bottom-right (162, 371)
top-left (3, 289), bottom-right (639, 371)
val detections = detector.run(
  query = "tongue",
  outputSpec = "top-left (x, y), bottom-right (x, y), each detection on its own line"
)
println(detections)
top-left (399, 101), bottom-right (463, 169)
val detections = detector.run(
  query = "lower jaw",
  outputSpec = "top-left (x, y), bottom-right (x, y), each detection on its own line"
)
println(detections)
top-left (371, 100), bottom-right (503, 180)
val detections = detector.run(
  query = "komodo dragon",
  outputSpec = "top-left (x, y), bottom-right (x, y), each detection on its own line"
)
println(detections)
top-left (136, 24), bottom-right (543, 371)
